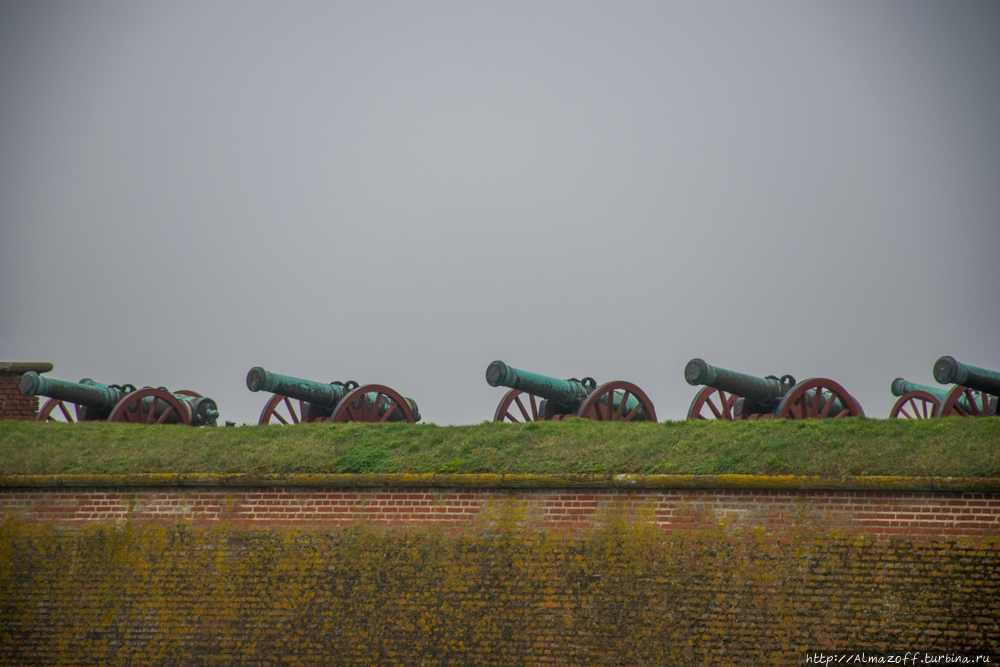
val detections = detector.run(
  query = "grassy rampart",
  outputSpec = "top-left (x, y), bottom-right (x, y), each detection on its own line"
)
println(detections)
top-left (1, 418), bottom-right (998, 477)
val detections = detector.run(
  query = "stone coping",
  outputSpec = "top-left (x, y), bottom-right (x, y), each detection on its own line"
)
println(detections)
top-left (0, 473), bottom-right (998, 493)
top-left (0, 362), bottom-right (53, 374)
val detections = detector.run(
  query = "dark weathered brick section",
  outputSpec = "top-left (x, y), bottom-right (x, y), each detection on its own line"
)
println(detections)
top-left (1, 477), bottom-right (998, 665)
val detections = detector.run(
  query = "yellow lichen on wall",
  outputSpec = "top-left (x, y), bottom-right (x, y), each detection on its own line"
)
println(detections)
top-left (1, 511), bottom-right (998, 666)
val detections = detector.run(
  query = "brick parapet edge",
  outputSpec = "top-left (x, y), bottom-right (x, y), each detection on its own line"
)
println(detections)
top-left (1, 472), bottom-right (999, 492)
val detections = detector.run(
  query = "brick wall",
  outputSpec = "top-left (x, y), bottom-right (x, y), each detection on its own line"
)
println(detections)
top-left (1, 484), bottom-right (998, 664)
top-left (0, 373), bottom-right (37, 420)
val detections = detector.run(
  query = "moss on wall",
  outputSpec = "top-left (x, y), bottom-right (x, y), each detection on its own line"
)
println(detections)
top-left (2, 513), bottom-right (997, 665)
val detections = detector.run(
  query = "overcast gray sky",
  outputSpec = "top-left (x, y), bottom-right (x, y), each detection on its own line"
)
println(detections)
top-left (1, 1), bottom-right (998, 425)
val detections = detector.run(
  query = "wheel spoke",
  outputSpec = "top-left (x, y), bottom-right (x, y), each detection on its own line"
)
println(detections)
top-left (899, 404), bottom-right (915, 420)
top-left (124, 403), bottom-right (139, 423)
top-left (966, 389), bottom-right (981, 417)
top-left (600, 394), bottom-right (612, 421)
top-left (719, 390), bottom-right (732, 420)
top-left (371, 393), bottom-right (384, 421)
top-left (529, 394), bottom-right (538, 421)
top-left (624, 401), bottom-right (642, 422)
top-left (155, 405), bottom-right (174, 425)
top-left (615, 391), bottom-right (631, 420)
top-left (514, 396), bottom-right (531, 422)
top-left (379, 399), bottom-right (398, 423)
top-left (58, 402), bottom-right (74, 422)
top-left (280, 396), bottom-right (298, 424)
top-left (504, 410), bottom-right (519, 423)
top-left (818, 390), bottom-right (835, 418)
top-left (145, 397), bottom-right (159, 424)
top-left (705, 396), bottom-right (722, 419)
top-left (272, 410), bottom-right (288, 425)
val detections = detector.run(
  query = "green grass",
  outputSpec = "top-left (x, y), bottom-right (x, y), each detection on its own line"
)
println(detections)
top-left (0, 418), bottom-right (998, 477)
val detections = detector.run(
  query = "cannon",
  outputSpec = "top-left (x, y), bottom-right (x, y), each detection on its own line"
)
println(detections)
top-left (684, 359), bottom-right (864, 420)
top-left (888, 378), bottom-right (958, 419)
top-left (931, 356), bottom-right (999, 418)
top-left (485, 360), bottom-right (656, 422)
top-left (246, 367), bottom-right (420, 424)
top-left (887, 377), bottom-right (982, 419)
top-left (20, 372), bottom-right (219, 426)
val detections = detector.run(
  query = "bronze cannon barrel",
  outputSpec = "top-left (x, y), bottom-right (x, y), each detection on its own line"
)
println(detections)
top-left (933, 356), bottom-right (1000, 396)
top-left (20, 372), bottom-right (124, 414)
top-left (684, 359), bottom-right (787, 408)
top-left (486, 361), bottom-right (592, 408)
top-left (246, 367), bottom-right (350, 410)
top-left (891, 378), bottom-right (951, 401)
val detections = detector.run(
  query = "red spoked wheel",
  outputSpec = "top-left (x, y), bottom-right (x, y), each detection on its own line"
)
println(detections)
top-left (775, 378), bottom-right (864, 419)
top-left (258, 395), bottom-right (331, 425)
top-left (108, 388), bottom-right (192, 425)
top-left (889, 391), bottom-right (941, 419)
top-left (493, 389), bottom-right (546, 422)
top-left (174, 390), bottom-right (202, 398)
top-left (330, 384), bottom-right (416, 424)
top-left (936, 386), bottom-right (998, 418)
top-left (36, 398), bottom-right (85, 422)
top-left (578, 381), bottom-right (657, 422)
top-left (686, 387), bottom-right (740, 421)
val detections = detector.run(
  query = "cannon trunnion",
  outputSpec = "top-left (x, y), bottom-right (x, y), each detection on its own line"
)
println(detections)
top-left (486, 360), bottom-right (656, 423)
top-left (684, 359), bottom-right (864, 420)
top-left (246, 367), bottom-right (420, 425)
top-left (20, 372), bottom-right (219, 426)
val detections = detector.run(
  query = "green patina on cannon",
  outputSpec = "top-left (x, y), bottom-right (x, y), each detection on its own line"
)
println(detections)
top-left (246, 367), bottom-right (420, 425)
top-left (684, 358), bottom-right (863, 420)
top-left (485, 360), bottom-right (655, 422)
top-left (20, 372), bottom-right (219, 426)
top-left (930, 356), bottom-right (999, 418)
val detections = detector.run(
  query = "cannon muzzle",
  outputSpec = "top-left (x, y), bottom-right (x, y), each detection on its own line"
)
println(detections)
top-left (684, 359), bottom-right (791, 408)
top-left (486, 361), bottom-right (592, 408)
top-left (20, 372), bottom-right (125, 416)
top-left (933, 357), bottom-right (1000, 396)
top-left (247, 367), bottom-right (350, 411)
